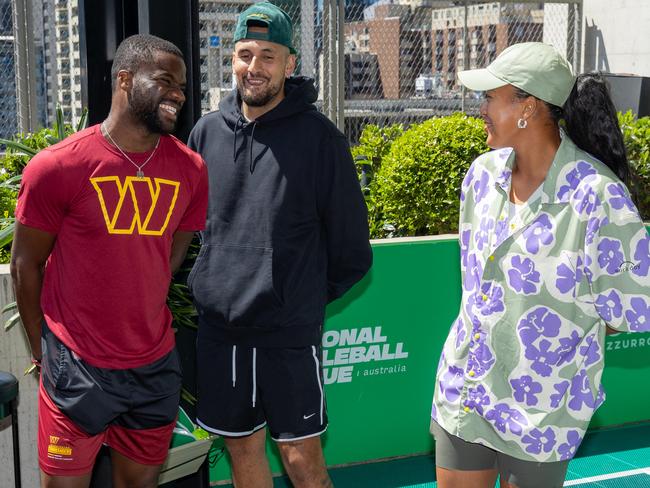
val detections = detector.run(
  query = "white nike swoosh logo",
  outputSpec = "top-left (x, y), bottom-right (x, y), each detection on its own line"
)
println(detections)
top-left (303, 413), bottom-right (317, 419)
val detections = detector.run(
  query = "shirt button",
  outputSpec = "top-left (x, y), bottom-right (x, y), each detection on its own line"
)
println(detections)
top-left (474, 333), bottom-right (481, 340)
top-left (468, 371), bottom-right (475, 377)
top-left (464, 406), bottom-right (471, 412)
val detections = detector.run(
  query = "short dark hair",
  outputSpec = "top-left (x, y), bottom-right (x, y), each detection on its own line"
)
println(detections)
top-left (111, 34), bottom-right (183, 90)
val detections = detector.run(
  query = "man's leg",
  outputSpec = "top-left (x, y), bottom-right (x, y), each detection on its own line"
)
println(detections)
top-left (41, 472), bottom-right (93, 488)
top-left (110, 449), bottom-right (162, 488)
top-left (276, 435), bottom-right (333, 488)
top-left (224, 428), bottom-right (273, 488)
top-left (38, 382), bottom-right (102, 488)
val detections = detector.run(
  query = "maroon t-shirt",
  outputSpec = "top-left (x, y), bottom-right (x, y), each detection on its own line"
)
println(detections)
top-left (15, 125), bottom-right (208, 368)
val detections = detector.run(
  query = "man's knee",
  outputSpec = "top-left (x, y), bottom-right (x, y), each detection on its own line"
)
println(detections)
top-left (276, 437), bottom-right (325, 472)
top-left (225, 429), bottom-right (267, 460)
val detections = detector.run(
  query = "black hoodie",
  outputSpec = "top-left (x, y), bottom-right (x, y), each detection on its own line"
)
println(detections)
top-left (187, 77), bottom-right (372, 347)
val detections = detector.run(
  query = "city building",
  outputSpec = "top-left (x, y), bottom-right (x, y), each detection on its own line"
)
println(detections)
top-left (431, 2), bottom-right (543, 89)
top-left (345, 1), bottom-right (432, 99)
top-left (197, 0), bottom-right (254, 113)
top-left (42, 0), bottom-right (83, 126)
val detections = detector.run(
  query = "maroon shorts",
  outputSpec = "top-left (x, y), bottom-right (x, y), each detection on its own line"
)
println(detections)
top-left (38, 323), bottom-right (181, 476)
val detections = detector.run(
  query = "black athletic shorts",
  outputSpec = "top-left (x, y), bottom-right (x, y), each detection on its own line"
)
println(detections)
top-left (41, 321), bottom-right (182, 436)
top-left (196, 341), bottom-right (328, 441)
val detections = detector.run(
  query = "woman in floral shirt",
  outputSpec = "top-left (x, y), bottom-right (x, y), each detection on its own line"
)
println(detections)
top-left (431, 42), bottom-right (650, 488)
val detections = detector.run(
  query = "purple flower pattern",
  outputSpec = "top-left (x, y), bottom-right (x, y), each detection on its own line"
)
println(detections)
top-left (460, 229), bottom-right (471, 269)
top-left (568, 370), bottom-right (595, 411)
top-left (454, 317), bottom-right (467, 349)
top-left (585, 216), bottom-right (609, 245)
top-left (467, 342), bottom-right (496, 378)
top-left (474, 282), bottom-right (505, 316)
top-left (464, 385), bottom-right (491, 415)
top-left (517, 307), bottom-right (561, 345)
top-left (625, 297), bottom-right (650, 332)
top-left (434, 147), bottom-right (650, 463)
top-left (555, 257), bottom-right (583, 295)
top-left (607, 183), bottom-right (636, 212)
top-left (522, 427), bottom-right (556, 455)
top-left (579, 334), bottom-right (601, 367)
top-left (555, 331), bottom-right (581, 367)
top-left (485, 404), bottom-right (528, 435)
top-left (522, 214), bottom-right (554, 254)
top-left (558, 430), bottom-right (582, 460)
top-left (474, 171), bottom-right (490, 203)
top-left (550, 381), bottom-right (570, 408)
top-left (557, 161), bottom-right (597, 201)
top-left (594, 290), bottom-right (623, 322)
top-left (463, 253), bottom-right (482, 292)
top-left (511, 375), bottom-right (543, 406)
top-left (474, 217), bottom-right (494, 250)
top-left (439, 365), bottom-right (464, 402)
top-left (633, 234), bottom-right (650, 277)
top-left (572, 185), bottom-right (602, 216)
top-left (525, 339), bottom-right (560, 377)
top-left (597, 238), bottom-right (624, 274)
top-left (508, 255), bottom-right (541, 295)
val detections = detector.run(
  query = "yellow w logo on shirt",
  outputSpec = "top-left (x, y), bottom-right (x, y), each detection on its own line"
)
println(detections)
top-left (90, 176), bottom-right (180, 236)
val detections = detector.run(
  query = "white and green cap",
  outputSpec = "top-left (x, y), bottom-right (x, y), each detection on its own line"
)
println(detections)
top-left (458, 42), bottom-right (576, 107)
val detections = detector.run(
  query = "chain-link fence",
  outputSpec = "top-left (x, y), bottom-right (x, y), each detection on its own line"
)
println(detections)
top-left (197, 0), bottom-right (581, 143)
top-left (0, 0), bottom-right (580, 144)
top-left (0, 0), bottom-right (82, 143)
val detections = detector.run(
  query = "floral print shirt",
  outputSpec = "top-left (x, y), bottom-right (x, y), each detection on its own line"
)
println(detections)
top-left (432, 135), bottom-right (650, 462)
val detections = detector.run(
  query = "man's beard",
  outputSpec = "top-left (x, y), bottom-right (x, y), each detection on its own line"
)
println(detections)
top-left (237, 75), bottom-right (283, 107)
top-left (127, 86), bottom-right (174, 134)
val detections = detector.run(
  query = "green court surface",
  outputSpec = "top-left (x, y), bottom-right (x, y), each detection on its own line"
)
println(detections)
top-left (217, 422), bottom-right (650, 487)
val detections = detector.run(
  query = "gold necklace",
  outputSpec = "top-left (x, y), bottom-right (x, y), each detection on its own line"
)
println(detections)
top-left (101, 123), bottom-right (160, 178)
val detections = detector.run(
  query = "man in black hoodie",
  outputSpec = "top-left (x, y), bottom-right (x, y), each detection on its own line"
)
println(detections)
top-left (187, 3), bottom-right (372, 487)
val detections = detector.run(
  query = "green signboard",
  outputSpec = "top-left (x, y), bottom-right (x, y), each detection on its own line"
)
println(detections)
top-left (211, 232), bottom-right (650, 483)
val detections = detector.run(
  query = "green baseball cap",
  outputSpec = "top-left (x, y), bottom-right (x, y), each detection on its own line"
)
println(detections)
top-left (234, 2), bottom-right (296, 54)
top-left (458, 42), bottom-right (575, 107)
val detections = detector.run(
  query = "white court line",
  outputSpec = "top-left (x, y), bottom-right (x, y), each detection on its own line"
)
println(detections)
top-left (564, 467), bottom-right (650, 486)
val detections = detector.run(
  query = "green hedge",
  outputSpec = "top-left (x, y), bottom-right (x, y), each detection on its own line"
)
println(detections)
top-left (619, 111), bottom-right (650, 220)
top-left (354, 113), bottom-right (488, 238)
top-left (354, 112), bottom-right (650, 239)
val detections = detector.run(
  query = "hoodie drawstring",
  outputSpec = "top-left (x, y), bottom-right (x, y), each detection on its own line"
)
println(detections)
top-left (233, 116), bottom-right (242, 163)
top-left (249, 121), bottom-right (257, 173)
top-left (233, 117), bottom-right (259, 174)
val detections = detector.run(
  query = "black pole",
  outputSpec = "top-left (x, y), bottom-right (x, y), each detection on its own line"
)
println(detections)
top-left (79, 0), bottom-right (201, 142)
top-left (11, 396), bottom-right (21, 488)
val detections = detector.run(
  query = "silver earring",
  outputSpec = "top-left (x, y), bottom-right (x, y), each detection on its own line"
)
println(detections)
top-left (517, 118), bottom-right (527, 129)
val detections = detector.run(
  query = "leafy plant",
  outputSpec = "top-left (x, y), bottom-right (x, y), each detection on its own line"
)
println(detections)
top-left (0, 107), bottom-right (89, 254)
top-left (619, 110), bottom-right (650, 221)
top-left (370, 113), bottom-right (488, 237)
top-left (351, 124), bottom-right (405, 237)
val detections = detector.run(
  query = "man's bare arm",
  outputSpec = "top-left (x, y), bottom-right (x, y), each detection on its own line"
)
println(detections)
top-left (170, 231), bottom-right (197, 275)
top-left (10, 222), bottom-right (56, 360)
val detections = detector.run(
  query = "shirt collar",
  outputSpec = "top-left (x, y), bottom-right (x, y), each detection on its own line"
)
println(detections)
top-left (492, 132), bottom-right (582, 205)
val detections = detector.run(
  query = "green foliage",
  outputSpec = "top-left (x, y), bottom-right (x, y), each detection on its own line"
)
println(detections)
top-left (0, 107), bottom-right (88, 262)
top-left (351, 124), bottom-right (404, 236)
top-left (368, 113), bottom-right (488, 237)
top-left (619, 111), bottom-right (650, 220)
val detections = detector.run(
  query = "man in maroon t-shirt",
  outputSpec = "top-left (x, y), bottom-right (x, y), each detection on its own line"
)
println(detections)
top-left (11, 35), bottom-right (208, 487)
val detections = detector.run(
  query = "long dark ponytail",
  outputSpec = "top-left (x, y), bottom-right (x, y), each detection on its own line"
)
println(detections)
top-left (562, 73), bottom-right (630, 184)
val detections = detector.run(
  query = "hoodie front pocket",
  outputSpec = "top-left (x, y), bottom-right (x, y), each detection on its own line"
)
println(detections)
top-left (190, 244), bottom-right (284, 326)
